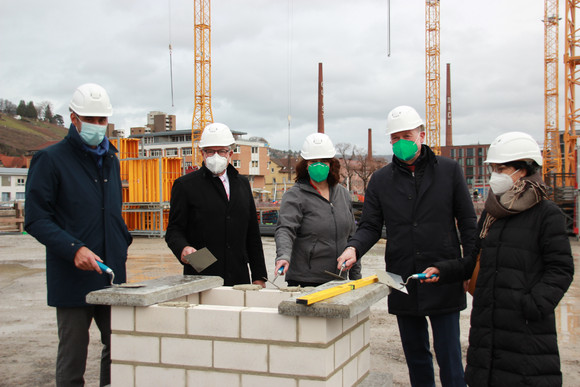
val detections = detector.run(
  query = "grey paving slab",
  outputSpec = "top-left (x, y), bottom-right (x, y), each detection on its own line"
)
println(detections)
top-left (278, 280), bottom-right (390, 319)
top-left (85, 275), bottom-right (223, 307)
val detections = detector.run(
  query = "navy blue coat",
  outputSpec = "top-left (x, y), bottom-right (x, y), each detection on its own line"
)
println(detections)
top-left (165, 164), bottom-right (267, 285)
top-left (25, 125), bottom-right (132, 307)
top-left (348, 145), bottom-right (477, 316)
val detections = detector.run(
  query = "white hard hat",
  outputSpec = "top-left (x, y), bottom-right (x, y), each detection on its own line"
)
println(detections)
top-left (386, 105), bottom-right (424, 135)
top-left (199, 123), bottom-right (235, 148)
top-left (300, 133), bottom-right (336, 160)
top-left (485, 131), bottom-right (543, 166)
top-left (69, 83), bottom-right (112, 117)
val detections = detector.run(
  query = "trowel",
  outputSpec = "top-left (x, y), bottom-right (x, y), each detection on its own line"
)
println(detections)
top-left (183, 247), bottom-right (218, 273)
top-left (324, 270), bottom-right (348, 281)
top-left (376, 271), bottom-right (408, 294)
top-left (97, 261), bottom-right (144, 288)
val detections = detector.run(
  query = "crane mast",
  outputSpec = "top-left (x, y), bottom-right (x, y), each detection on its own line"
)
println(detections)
top-left (564, 0), bottom-right (580, 185)
top-left (543, 0), bottom-right (561, 180)
top-left (425, 0), bottom-right (441, 155)
top-left (192, 0), bottom-right (214, 166)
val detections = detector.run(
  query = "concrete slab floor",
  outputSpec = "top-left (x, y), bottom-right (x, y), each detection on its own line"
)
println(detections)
top-left (2, 233), bottom-right (580, 386)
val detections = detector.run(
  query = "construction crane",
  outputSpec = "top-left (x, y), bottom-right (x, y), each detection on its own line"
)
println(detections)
top-left (192, 0), bottom-right (214, 166)
top-left (564, 0), bottom-right (579, 186)
top-left (425, 0), bottom-right (441, 155)
top-left (543, 0), bottom-right (561, 180)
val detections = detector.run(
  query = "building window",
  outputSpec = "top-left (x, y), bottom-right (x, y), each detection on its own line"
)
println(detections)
top-left (166, 148), bottom-right (178, 157)
top-left (16, 178), bottom-right (25, 186)
top-left (251, 147), bottom-right (258, 154)
top-left (1, 176), bottom-right (10, 186)
top-left (450, 149), bottom-right (455, 158)
top-left (233, 160), bottom-right (241, 168)
top-left (16, 192), bottom-right (25, 200)
top-left (184, 161), bottom-right (192, 168)
top-left (234, 145), bottom-right (240, 154)
top-left (251, 161), bottom-right (259, 168)
top-left (467, 148), bottom-right (474, 157)
top-left (466, 177), bottom-right (474, 186)
top-left (150, 149), bottom-right (162, 157)
top-left (1, 192), bottom-right (9, 201)
top-left (182, 147), bottom-right (192, 156)
top-left (457, 158), bottom-right (463, 166)
top-left (458, 149), bottom-right (463, 157)
top-left (478, 148), bottom-right (484, 156)
top-left (466, 158), bottom-right (474, 166)
top-left (465, 167), bottom-right (474, 176)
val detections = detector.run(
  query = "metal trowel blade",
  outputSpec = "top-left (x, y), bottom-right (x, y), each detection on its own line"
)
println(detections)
top-left (323, 270), bottom-right (347, 281)
top-left (376, 271), bottom-right (408, 294)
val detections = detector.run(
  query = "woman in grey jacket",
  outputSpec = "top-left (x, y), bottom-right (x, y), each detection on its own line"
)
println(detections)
top-left (275, 133), bottom-right (361, 286)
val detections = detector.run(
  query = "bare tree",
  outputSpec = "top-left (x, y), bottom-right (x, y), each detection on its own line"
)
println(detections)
top-left (353, 147), bottom-right (387, 193)
top-left (335, 142), bottom-right (356, 191)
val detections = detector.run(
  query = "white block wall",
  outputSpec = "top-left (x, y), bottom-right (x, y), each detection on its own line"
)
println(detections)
top-left (110, 287), bottom-right (371, 387)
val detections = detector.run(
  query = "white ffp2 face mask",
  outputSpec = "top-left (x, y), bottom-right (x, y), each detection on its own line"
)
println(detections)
top-left (489, 170), bottom-right (519, 195)
top-left (205, 154), bottom-right (229, 175)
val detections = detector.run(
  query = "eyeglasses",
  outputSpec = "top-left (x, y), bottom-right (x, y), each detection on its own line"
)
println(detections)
top-left (487, 164), bottom-right (508, 174)
top-left (203, 149), bottom-right (230, 156)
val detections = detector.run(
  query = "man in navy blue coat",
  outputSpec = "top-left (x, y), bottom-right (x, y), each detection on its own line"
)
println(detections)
top-left (338, 106), bottom-right (477, 387)
top-left (25, 83), bottom-right (132, 386)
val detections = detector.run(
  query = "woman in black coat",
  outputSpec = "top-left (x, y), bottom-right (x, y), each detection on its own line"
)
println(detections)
top-left (424, 131), bottom-right (574, 386)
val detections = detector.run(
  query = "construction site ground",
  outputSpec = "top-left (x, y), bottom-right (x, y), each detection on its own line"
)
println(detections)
top-left (1, 233), bottom-right (579, 387)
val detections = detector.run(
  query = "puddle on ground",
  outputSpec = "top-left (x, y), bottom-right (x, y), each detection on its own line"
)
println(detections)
top-left (0, 264), bottom-right (44, 288)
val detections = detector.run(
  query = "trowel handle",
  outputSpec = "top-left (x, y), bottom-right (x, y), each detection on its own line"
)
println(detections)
top-left (96, 261), bottom-right (113, 275)
top-left (413, 273), bottom-right (438, 280)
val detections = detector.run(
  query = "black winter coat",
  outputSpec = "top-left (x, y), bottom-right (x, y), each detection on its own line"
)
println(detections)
top-left (165, 164), bottom-right (267, 285)
top-left (348, 145), bottom-right (477, 316)
top-left (25, 125), bottom-right (132, 307)
top-left (437, 200), bottom-right (574, 386)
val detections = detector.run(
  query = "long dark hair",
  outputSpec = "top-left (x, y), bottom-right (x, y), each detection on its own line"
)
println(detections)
top-left (295, 157), bottom-right (341, 186)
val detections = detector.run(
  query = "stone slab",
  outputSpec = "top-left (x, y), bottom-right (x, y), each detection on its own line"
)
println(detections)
top-left (278, 280), bottom-right (390, 319)
top-left (86, 275), bottom-right (223, 307)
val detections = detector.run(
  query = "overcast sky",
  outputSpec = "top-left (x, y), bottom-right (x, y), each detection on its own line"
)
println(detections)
top-left (1, 0), bottom-right (556, 155)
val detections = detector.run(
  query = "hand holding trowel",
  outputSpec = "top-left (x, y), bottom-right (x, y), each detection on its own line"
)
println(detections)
top-left (376, 271), bottom-right (439, 294)
top-left (183, 247), bottom-right (218, 273)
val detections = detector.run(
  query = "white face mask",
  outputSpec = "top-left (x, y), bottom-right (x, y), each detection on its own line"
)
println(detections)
top-left (205, 153), bottom-right (229, 175)
top-left (489, 170), bottom-right (519, 195)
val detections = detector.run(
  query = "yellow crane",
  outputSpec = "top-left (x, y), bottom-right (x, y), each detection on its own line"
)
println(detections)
top-left (192, 0), bottom-right (214, 166)
top-left (543, 0), bottom-right (561, 181)
top-left (564, 0), bottom-right (579, 186)
top-left (425, 0), bottom-right (441, 155)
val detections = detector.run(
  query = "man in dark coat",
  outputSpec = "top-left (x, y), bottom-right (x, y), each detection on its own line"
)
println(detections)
top-left (338, 105), bottom-right (477, 387)
top-left (25, 83), bottom-right (132, 386)
top-left (165, 123), bottom-right (267, 287)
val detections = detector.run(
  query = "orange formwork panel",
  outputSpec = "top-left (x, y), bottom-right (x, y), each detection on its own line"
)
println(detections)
top-left (120, 157), bottom-right (182, 203)
top-left (119, 156), bottom-right (182, 236)
top-left (109, 138), bottom-right (140, 159)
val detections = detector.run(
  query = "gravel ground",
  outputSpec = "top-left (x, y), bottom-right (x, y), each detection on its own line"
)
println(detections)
top-left (1, 233), bottom-right (579, 386)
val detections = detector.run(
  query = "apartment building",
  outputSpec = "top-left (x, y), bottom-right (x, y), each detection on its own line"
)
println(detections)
top-left (441, 144), bottom-right (490, 195)
top-left (0, 167), bottom-right (28, 202)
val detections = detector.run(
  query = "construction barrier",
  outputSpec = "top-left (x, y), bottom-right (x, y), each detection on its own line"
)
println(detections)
top-left (113, 139), bottom-right (183, 237)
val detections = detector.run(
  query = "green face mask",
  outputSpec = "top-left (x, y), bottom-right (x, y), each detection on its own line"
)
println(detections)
top-left (392, 138), bottom-right (419, 161)
top-left (308, 162), bottom-right (330, 182)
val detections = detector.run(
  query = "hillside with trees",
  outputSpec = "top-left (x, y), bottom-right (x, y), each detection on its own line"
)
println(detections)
top-left (0, 98), bottom-right (67, 156)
